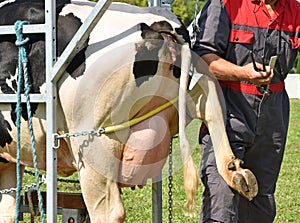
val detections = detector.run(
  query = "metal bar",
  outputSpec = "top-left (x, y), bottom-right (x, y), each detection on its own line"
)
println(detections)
top-left (0, 94), bottom-right (46, 103)
top-left (152, 175), bottom-right (163, 223)
top-left (148, 0), bottom-right (161, 7)
top-left (0, 24), bottom-right (46, 35)
top-left (51, 0), bottom-right (112, 83)
top-left (45, 0), bottom-right (57, 222)
top-left (148, 0), bottom-right (165, 221)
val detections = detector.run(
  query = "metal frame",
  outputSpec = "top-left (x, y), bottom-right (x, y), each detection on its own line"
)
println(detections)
top-left (45, 1), bottom-right (57, 221)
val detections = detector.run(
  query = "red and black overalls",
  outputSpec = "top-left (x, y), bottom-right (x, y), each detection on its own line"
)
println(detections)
top-left (193, 0), bottom-right (300, 222)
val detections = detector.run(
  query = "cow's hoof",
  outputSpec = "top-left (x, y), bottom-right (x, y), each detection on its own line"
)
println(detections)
top-left (231, 169), bottom-right (258, 200)
top-left (228, 159), bottom-right (258, 200)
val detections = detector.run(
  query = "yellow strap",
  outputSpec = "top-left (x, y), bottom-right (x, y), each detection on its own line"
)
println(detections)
top-left (103, 96), bottom-right (178, 134)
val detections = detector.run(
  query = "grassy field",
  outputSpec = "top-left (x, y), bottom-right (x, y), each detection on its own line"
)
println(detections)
top-left (274, 99), bottom-right (300, 223)
top-left (21, 99), bottom-right (300, 222)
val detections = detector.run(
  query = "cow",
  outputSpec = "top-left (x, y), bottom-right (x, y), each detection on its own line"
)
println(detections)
top-left (0, 0), bottom-right (258, 222)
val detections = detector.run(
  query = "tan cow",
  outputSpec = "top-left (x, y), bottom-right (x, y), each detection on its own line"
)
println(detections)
top-left (0, 1), bottom-right (257, 222)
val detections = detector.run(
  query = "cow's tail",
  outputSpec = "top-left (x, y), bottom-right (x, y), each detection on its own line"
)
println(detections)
top-left (178, 43), bottom-right (199, 216)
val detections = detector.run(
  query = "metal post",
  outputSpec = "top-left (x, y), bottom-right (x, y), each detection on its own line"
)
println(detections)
top-left (148, 0), bottom-right (173, 10)
top-left (45, 0), bottom-right (57, 222)
top-left (148, 0), bottom-right (160, 7)
top-left (152, 174), bottom-right (163, 223)
top-left (148, 2), bottom-right (163, 223)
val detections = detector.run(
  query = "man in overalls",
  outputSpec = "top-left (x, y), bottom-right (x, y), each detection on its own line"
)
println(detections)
top-left (193, 0), bottom-right (300, 222)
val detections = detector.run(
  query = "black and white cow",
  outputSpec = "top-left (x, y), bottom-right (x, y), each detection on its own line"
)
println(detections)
top-left (0, 0), bottom-right (258, 222)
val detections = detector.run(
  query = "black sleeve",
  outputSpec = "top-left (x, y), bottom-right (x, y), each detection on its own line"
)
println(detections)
top-left (193, 0), bottom-right (231, 57)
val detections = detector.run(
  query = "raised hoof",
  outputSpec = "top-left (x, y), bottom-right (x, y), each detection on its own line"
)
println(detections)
top-left (228, 159), bottom-right (258, 201)
top-left (232, 169), bottom-right (258, 200)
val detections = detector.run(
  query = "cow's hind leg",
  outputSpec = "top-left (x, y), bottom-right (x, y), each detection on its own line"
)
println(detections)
top-left (194, 75), bottom-right (258, 200)
top-left (79, 162), bottom-right (125, 223)
top-left (0, 163), bottom-right (24, 223)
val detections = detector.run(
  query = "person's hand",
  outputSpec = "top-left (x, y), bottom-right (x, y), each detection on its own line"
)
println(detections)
top-left (243, 62), bottom-right (274, 85)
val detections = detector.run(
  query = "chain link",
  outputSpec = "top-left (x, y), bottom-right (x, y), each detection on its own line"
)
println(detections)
top-left (168, 136), bottom-right (177, 223)
top-left (24, 169), bottom-right (80, 184)
top-left (0, 175), bottom-right (45, 195)
top-left (55, 128), bottom-right (106, 139)
top-left (0, 167), bottom-right (81, 195)
top-left (53, 128), bottom-right (106, 149)
top-left (55, 177), bottom-right (80, 184)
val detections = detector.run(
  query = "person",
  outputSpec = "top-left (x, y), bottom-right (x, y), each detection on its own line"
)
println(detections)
top-left (192, 0), bottom-right (300, 222)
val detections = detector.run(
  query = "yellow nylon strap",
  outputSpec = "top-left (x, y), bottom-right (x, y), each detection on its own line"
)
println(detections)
top-left (103, 96), bottom-right (178, 134)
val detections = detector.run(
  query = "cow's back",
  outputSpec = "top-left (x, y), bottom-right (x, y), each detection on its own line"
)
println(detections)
top-left (60, 1), bottom-right (182, 68)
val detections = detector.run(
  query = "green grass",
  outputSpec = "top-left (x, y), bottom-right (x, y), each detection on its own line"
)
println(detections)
top-left (20, 99), bottom-right (300, 222)
top-left (274, 99), bottom-right (300, 223)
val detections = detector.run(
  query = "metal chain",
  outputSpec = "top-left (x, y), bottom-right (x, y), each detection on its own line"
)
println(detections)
top-left (53, 128), bottom-right (106, 149)
top-left (0, 168), bottom-right (81, 195)
top-left (55, 177), bottom-right (80, 184)
top-left (0, 175), bottom-right (45, 195)
top-left (24, 169), bottom-right (80, 184)
top-left (55, 128), bottom-right (105, 139)
top-left (168, 136), bottom-right (177, 223)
